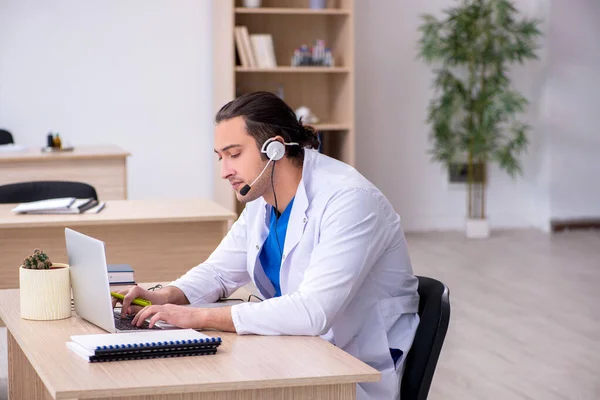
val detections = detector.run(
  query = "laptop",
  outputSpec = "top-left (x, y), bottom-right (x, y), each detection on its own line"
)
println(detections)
top-left (65, 228), bottom-right (171, 333)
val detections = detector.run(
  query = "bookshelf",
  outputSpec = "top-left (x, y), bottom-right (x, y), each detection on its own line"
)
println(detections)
top-left (213, 0), bottom-right (355, 214)
top-left (234, 7), bottom-right (351, 15)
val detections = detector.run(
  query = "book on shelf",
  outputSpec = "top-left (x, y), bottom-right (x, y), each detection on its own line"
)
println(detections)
top-left (234, 26), bottom-right (252, 68)
top-left (11, 197), bottom-right (105, 214)
top-left (250, 34), bottom-right (277, 68)
top-left (234, 26), bottom-right (276, 68)
top-left (66, 329), bottom-right (222, 363)
top-left (107, 264), bottom-right (135, 285)
top-left (234, 25), bottom-right (257, 67)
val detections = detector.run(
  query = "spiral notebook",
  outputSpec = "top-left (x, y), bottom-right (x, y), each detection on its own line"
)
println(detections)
top-left (66, 329), bottom-right (222, 363)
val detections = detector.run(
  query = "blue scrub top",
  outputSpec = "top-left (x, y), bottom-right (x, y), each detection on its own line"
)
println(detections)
top-left (259, 197), bottom-right (295, 297)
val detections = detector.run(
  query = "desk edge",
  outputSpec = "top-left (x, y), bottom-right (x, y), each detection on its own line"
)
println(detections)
top-left (0, 215), bottom-right (237, 229)
top-left (54, 372), bottom-right (381, 399)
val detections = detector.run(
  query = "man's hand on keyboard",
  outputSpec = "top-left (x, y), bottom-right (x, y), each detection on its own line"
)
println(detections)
top-left (111, 285), bottom-right (167, 317)
top-left (131, 304), bottom-right (204, 329)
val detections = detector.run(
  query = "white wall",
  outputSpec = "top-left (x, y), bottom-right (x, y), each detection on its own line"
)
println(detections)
top-left (354, 0), bottom-right (596, 232)
top-left (544, 1), bottom-right (600, 220)
top-left (0, 0), bottom-right (214, 200)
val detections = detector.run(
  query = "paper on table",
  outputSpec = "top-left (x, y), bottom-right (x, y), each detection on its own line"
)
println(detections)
top-left (11, 197), bottom-right (75, 213)
top-left (23, 198), bottom-right (95, 214)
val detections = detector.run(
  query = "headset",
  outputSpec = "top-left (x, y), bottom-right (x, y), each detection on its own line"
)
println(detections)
top-left (239, 138), bottom-right (299, 196)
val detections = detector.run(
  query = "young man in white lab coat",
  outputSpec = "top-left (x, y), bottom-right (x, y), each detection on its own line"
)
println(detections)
top-left (115, 91), bottom-right (420, 399)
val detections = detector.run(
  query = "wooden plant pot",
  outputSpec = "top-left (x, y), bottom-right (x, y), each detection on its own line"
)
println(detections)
top-left (19, 263), bottom-right (71, 320)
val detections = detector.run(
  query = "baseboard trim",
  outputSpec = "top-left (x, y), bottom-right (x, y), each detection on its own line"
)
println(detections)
top-left (550, 218), bottom-right (600, 233)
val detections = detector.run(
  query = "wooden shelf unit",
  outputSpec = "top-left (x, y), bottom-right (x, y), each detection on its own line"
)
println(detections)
top-left (235, 7), bottom-right (351, 15)
top-left (213, 0), bottom-right (355, 214)
top-left (235, 66), bottom-right (350, 73)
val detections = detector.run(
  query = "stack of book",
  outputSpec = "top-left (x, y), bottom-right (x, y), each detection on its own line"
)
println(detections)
top-left (66, 329), bottom-right (222, 363)
top-left (107, 264), bottom-right (135, 285)
top-left (11, 197), bottom-right (105, 214)
top-left (235, 25), bottom-right (276, 68)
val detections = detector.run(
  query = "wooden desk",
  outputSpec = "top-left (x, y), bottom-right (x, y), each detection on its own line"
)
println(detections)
top-left (0, 145), bottom-right (130, 200)
top-left (0, 198), bottom-right (237, 290)
top-left (0, 287), bottom-right (380, 399)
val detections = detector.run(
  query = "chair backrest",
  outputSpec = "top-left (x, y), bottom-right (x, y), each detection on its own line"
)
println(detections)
top-left (401, 276), bottom-right (451, 400)
top-left (0, 181), bottom-right (98, 204)
top-left (0, 129), bottom-right (14, 145)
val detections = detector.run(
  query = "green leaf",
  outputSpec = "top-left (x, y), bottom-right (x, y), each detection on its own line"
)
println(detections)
top-left (517, 19), bottom-right (543, 38)
top-left (418, 15), bottom-right (446, 62)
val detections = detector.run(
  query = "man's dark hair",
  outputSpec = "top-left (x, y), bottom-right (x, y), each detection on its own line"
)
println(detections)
top-left (215, 91), bottom-right (320, 165)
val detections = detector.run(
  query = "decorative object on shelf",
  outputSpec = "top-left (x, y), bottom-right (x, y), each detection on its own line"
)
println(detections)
top-left (295, 106), bottom-right (320, 124)
top-left (242, 0), bottom-right (261, 8)
top-left (309, 0), bottom-right (327, 9)
top-left (291, 39), bottom-right (334, 67)
top-left (19, 249), bottom-right (71, 320)
top-left (418, 0), bottom-right (542, 239)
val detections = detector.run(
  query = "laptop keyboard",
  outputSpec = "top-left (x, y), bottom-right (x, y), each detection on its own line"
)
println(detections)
top-left (113, 311), bottom-right (160, 331)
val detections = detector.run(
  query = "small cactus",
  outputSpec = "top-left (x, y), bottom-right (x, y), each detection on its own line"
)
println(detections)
top-left (22, 249), bottom-right (53, 270)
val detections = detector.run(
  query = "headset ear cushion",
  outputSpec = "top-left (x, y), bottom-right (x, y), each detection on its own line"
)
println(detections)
top-left (266, 141), bottom-right (285, 161)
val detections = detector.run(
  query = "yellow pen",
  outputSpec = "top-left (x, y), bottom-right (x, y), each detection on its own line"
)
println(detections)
top-left (110, 292), bottom-right (152, 307)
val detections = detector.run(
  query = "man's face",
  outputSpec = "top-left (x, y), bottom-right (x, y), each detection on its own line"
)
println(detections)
top-left (214, 116), bottom-right (270, 203)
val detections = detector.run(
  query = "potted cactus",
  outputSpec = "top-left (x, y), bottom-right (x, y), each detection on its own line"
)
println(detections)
top-left (19, 249), bottom-right (71, 320)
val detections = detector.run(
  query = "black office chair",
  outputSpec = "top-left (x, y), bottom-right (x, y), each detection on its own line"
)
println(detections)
top-left (0, 129), bottom-right (14, 145)
top-left (0, 181), bottom-right (98, 204)
top-left (401, 276), bottom-right (451, 400)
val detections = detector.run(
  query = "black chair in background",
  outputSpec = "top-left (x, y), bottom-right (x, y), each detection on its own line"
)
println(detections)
top-left (0, 129), bottom-right (14, 145)
top-left (0, 181), bottom-right (98, 204)
top-left (401, 276), bottom-right (451, 400)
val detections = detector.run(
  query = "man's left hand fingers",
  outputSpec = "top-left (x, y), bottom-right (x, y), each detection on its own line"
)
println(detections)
top-left (148, 312), bottom-right (167, 328)
top-left (133, 305), bottom-right (157, 326)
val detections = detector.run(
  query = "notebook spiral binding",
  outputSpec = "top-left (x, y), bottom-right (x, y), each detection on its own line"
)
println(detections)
top-left (89, 348), bottom-right (219, 363)
top-left (88, 337), bottom-right (222, 362)
top-left (95, 337), bottom-right (222, 351)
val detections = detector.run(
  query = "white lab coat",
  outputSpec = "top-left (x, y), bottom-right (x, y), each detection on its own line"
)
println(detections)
top-left (170, 149), bottom-right (420, 400)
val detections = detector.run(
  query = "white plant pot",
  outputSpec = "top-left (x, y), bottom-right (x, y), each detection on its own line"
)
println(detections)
top-left (465, 218), bottom-right (490, 239)
top-left (20, 263), bottom-right (71, 321)
top-left (243, 0), bottom-right (261, 7)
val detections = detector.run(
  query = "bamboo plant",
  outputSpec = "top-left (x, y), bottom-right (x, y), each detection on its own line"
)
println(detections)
top-left (418, 0), bottom-right (542, 220)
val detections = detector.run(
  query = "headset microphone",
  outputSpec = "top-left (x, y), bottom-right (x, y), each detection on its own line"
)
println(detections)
top-left (239, 158), bottom-right (274, 196)
top-left (239, 184), bottom-right (251, 196)
top-left (239, 186), bottom-right (251, 196)
top-left (239, 138), bottom-right (299, 196)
